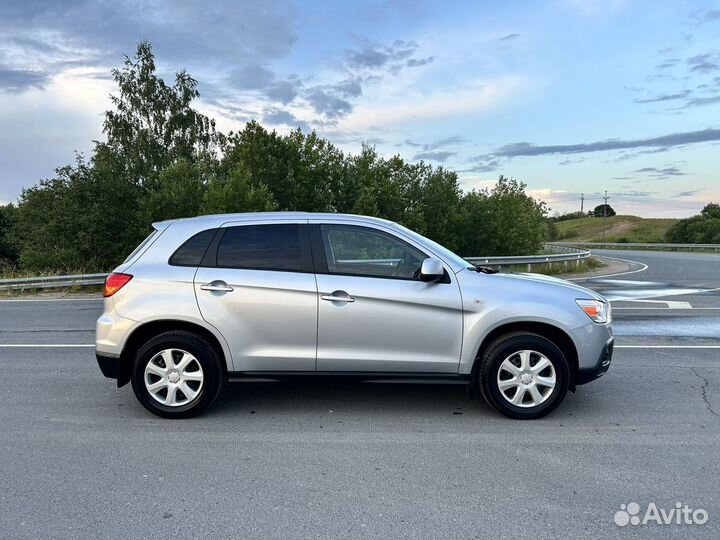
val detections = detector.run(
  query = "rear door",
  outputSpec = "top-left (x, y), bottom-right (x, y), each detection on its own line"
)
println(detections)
top-left (194, 220), bottom-right (318, 372)
top-left (311, 221), bottom-right (464, 373)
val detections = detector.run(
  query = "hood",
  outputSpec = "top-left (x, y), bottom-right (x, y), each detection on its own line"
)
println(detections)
top-left (460, 268), bottom-right (606, 302)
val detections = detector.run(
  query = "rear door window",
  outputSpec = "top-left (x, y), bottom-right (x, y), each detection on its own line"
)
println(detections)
top-left (216, 224), bottom-right (303, 272)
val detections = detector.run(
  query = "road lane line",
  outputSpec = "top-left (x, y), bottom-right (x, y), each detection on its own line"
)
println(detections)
top-left (0, 344), bottom-right (95, 348)
top-left (0, 298), bottom-right (100, 302)
top-left (568, 255), bottom-right (648, 281)
top-left (2, 344), bottom-right (719, 351)
top-left (613, 307), bottom-right (720, 310)
top-left (615, 345), bottom-right (720, 349)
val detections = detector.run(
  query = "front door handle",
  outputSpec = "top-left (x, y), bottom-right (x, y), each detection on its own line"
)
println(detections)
top-left (200, 281), bottom-right (234, 293)
top-left (321, 290), bottom-right (355, 303)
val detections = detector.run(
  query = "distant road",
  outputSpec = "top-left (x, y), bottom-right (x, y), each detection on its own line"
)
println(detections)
top-left (588, 248), bottom-right (720, 287)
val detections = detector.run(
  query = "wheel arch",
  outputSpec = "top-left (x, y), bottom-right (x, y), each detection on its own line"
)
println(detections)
top-left (471, 321), bottom-right (579, 392)
top-left (118, 319), bottom-right (230, 387)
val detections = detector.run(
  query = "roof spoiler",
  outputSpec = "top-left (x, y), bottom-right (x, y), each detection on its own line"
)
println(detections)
top-left (151, 219), bottom-right (174, 231)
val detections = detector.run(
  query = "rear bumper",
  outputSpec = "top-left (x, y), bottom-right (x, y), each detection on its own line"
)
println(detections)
top-left (96, 353), bottom-right (131, 387)
top-left (576, 337), bottom-right (614, 385)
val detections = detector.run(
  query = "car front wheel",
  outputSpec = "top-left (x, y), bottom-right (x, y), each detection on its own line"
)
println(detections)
top-left (477, 333), bottom-right (569, 419)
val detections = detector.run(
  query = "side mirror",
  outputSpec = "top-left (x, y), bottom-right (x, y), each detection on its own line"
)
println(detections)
top-left (420, 258), bottom-right (444, 283)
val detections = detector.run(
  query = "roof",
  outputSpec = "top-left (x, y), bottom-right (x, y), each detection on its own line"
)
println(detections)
top-left (152, 211), bottom-right (396, 230)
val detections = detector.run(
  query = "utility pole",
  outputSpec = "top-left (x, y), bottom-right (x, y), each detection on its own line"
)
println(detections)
top-left (602, 190), bottom-right (609, 241)
top-left (580, 193), bottom-right (584, 215)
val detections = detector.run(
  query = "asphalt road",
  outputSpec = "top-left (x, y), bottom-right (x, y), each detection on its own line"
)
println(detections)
top-left (1, 249), bottom-right (719, 539)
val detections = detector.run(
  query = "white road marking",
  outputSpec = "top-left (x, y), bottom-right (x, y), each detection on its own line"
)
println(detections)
top-left (615, 345), bottom-right (720, 349)
top-left (1, 344), bottom-right (719, 351)
top-left (613, 307), bottom-right (720, 310)
top-left (0, 298), bottom-right (100, 302)
top-left (568, 255), bottom-right (648, 281)
top-left (0, 344), bottom-right (95, 348)
top-left (611, 299), bottom-right (694, 309)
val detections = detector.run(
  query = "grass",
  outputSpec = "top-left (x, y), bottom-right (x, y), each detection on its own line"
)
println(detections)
top-left (0, 267), bottom-right (102, 280)
top-left (0, 284), bottom-right (103, 298)
top-left (498, 256), bottom-right (606, 276)
top-left (554, 215), bottom-right (677, 243)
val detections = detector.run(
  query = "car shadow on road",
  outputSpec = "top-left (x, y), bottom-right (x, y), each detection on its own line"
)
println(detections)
top-left (207, 379), bottom-right (493, 419)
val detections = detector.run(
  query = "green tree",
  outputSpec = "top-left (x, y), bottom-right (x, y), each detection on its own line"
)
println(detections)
top-left (458, 176), bottom-right (548, 256)
top-left (592, 204), bottom-right (615, 217)
top-left (666, 203), bottom-right (720, 243)
top-left (13, 155), bottom-right (143, 271)
top-left (203, 164), bottom-right (277, 214)
top-left (0, 203), bottom-right (18, 266)
top-left (103, 41), bottom-right (222, 183)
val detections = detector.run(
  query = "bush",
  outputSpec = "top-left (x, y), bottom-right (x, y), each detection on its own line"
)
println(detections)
top-left (592, 204), bottom-right (616, 218)
top-left (666, 204), bottom-right (720, 243)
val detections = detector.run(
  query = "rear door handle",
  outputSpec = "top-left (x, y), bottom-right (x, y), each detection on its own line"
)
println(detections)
top-left (321, 290), bottom-right (355, 303)
top-left (200, 281), bottom-right (234, 293)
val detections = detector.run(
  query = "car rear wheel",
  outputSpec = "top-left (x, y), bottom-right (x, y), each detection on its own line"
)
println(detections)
top-left (131, 331), bottom-right (223, 419)
top-left (477, 333), bottom-right (569, 419)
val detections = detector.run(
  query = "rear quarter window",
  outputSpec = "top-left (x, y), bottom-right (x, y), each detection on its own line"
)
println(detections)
top-left (169, 229), bottom-right (217, 267)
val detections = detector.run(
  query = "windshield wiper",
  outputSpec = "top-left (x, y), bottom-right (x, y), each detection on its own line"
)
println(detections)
top-left (470, 265), bottom-right (499, 274)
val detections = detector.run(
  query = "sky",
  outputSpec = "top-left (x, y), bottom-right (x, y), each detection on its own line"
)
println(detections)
top-left (0, 0), bottom-right (719, 217)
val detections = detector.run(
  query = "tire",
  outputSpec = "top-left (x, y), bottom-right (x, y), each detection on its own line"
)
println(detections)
top-left (131, 331), bottom-right (224, 419)
top-left (477, 333), bottom-right (569, 420)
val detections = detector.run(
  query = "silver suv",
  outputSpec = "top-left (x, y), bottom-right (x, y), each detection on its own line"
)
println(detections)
top-left (96, 212), bottom-right (613, 419)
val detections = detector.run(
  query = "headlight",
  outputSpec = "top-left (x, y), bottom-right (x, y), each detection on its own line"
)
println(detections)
top-left (576, 299), bottom-right (611, 324)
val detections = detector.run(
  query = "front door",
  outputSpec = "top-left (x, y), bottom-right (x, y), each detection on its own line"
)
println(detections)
top-left (312, 222), bottom-right (463, 373)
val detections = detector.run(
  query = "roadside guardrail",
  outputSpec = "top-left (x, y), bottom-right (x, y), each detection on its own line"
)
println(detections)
top-left (466, 244), bottom-right (590, 272)
top-left (0, 273), bottom-right (108, 291)
top-left (552, 242), bottom-right (720, 251)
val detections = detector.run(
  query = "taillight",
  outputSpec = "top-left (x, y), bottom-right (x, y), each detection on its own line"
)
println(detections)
top-left (103, 273), bottom-right (133, 297)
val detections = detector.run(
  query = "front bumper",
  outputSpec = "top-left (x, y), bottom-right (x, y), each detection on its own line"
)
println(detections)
top-left (576, 337), bottom-right (614, 385)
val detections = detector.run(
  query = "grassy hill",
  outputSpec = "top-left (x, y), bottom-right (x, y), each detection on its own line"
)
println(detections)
top-left (554, 215), bottom-right (678, 243)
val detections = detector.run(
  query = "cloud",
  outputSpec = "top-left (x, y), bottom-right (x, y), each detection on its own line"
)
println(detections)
top-left (305, 88), bottom-right (353, 118)
top-left (675, 190), bottom-right (699, 197)
top-left (413, 150), bottom-right (456, 162)
top-left (406, 56), bottom-right (434, 67)
top-left (462, 158), bottom-right (501, 173)
top-left (687, 53), bottom-right (719, 73)
top-left (0, 67), bottom-right (50, 92)
top-left (0, 0), bottom-right (298, 90)
top-left (683, 95), bottom-right (720, 108)
top-left (482, 128), bottom-right (720, 160)
top-left (499, 33), bottom-right (520, 41)
top-left (699, 9), bottom-right (720, 23)
top-left (228, 63), bottom-right (300, 104)
top-left (346, 40), bottom-right (417, 70)
top-left (407, 135), bottom-right (466, 151)
top-left (634, 90), bottom-right (690, 103)
top-left (338, 77), bottom-right (522, 131)
top-left (261, 108), bottom-right (309, 131)
top-left (634, 166), bottom-right (686, 178)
